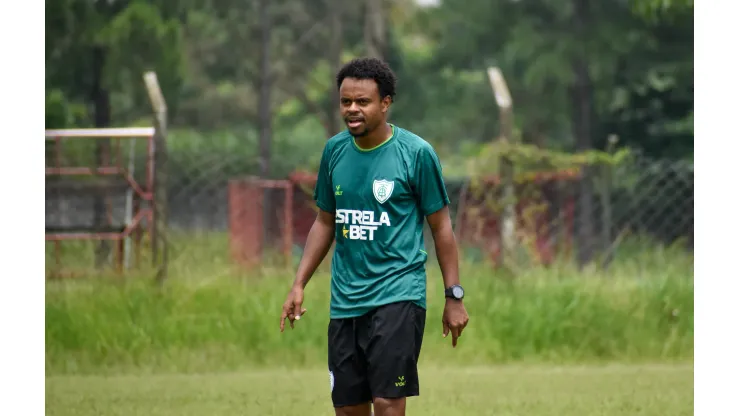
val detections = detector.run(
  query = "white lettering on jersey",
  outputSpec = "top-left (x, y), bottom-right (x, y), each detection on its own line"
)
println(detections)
top-left (335, 209), bottom-right (392, 241)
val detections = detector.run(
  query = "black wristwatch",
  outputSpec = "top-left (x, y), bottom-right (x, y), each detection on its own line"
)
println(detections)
top-left (444, 284), bottom-right (464, 300)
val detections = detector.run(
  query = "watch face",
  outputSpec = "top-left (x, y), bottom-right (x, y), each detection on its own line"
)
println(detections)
top-left (452, 286), bottom-right (464, 298)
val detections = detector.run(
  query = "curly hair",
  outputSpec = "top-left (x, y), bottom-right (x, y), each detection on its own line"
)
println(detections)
top-left (335, 57), bottom-right (397, 102)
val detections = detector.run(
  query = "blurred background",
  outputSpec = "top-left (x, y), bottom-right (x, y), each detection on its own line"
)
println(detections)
top-left (45, 0), bottom-right (693, 276)
top-left (44, 0), bottom-right (694, 414)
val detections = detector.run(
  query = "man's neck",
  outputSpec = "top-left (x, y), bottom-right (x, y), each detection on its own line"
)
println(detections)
top-left (355, 122), bottom-right (393, 150)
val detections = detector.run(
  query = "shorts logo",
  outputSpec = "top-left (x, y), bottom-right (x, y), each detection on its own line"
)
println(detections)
top-left (329, 370), bottom-right (335, 392)
top-left (372, 179), bottom-right (394, 204)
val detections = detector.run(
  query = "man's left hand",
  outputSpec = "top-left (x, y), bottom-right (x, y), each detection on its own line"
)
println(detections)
top-left (442, 299), bottom-right (469, 348)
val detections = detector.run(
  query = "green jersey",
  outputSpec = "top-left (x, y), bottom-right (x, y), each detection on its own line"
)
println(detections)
top-left (313, 124), bottom-right (451, 319)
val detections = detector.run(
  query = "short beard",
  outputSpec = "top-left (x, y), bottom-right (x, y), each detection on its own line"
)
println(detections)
top-left (349, 127), bottom-right (370, 138)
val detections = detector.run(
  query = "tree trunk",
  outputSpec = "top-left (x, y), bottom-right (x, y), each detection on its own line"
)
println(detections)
top-left (92, 45), bottom-right (112, 269)
top-left (258, 0), bottom-right (275, 246)
top-left (327, 0), bottom-right (344, 136)
top-left (571, 0), bottom-right (596, 269)
top-left (364, 0), bottom-right (386, 60)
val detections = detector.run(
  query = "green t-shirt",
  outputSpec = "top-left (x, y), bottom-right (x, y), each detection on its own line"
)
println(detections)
top-left (313, 124), bottom-right (451, 319)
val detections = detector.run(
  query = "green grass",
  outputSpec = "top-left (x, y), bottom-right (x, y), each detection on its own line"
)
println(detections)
top-left (45, 363), bottom-right (693, 416)
top-left (46, 231), bottom-right (693, 370)
top-left (45, 233), bottom-right (693, 414)
top-left (46, 254), bottom-right (693, 374)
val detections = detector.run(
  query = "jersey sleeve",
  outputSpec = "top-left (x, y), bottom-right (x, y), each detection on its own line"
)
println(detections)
top-left (413, 144), bottom-right (450, 216)
top-left (313, 144), bottom-right (336, 213)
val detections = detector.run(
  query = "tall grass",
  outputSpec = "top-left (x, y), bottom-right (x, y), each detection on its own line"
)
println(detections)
top-left (46, 234), bottom-right (693, 375)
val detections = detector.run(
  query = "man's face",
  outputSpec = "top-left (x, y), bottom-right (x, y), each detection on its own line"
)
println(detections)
top-left (339, 77), bottom-right (391, 137)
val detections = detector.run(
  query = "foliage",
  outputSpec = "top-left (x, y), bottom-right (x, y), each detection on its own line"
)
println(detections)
top-left (100, 2), bottom-right (185, 121)
top-left (45, 0), bottom-right (186, 127)
top-left (631, 0), bottom-right (695, 22)
top-left (467, 141), bottom-right (632, 178)
top-left (45, 0), bottom-right (693, 162)
top-left (417, 0), bottom-right (693, 159)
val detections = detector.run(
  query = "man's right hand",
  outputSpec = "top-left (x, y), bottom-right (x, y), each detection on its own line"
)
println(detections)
top-left (280, 286), bottom-right (307, 332)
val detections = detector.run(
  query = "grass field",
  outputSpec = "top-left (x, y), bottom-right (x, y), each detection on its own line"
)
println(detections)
top-left (46, 364), bottom-right (693, 416)
top-left (45, 264), bottom-right (693, 373)
top-left (45, 234), bottom-right (693, 414)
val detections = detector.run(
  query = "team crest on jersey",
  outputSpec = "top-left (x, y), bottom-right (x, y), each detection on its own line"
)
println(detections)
top-left (372, 179), bottom-right (394, 204)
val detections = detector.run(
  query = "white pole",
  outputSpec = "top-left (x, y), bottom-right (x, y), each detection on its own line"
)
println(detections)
top-left (123, 139), bottom-right (136, 269)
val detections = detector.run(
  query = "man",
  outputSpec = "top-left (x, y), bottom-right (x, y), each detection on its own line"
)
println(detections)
top-left (280, 57), bottom-right (469, 416)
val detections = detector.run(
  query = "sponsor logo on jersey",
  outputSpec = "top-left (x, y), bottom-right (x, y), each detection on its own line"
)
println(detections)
top-left (335, 209), bottom-right (391, 241)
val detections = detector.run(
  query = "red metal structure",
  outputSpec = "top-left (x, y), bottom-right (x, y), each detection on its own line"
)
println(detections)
top-left (228, 177), bottom-right (294, 268)
top-left (45, 127), bottom-right (157, 276)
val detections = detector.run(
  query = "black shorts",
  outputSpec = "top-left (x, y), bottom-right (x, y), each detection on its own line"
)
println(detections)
top-left (327, 300), bottom-right (426, 407)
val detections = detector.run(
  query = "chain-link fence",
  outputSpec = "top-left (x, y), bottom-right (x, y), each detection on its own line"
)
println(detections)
top-left (455, 151), bottom-right (694, 269)
top-left (45, 142), bottom-right (693, 277)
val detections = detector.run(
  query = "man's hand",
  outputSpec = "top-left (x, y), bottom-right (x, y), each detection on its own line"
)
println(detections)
top-left (280, 286), bottom-right (307, 332)
top-left (442, 299), bottom-right (469, 347)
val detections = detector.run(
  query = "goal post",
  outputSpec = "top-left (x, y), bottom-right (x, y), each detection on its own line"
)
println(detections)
top-left (45, 127), bottom-right (160, 277)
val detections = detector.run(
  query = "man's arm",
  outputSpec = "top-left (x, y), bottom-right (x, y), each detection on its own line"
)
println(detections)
top-left (292, 209), bottom-right (335, 290)
top-left (412, 142), bottom-right (469, 346)
top-left (426, 206), bottom-right (460, 290)
top-left (296, 141), bottom-right (337, 289)
top-left (281, 143), bottom-right (336, 332)
top-left (412, 143), bottom-right (459, 288)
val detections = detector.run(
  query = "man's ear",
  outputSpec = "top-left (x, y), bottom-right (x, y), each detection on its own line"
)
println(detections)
top-left (381, 96), bottom-right (392, 113)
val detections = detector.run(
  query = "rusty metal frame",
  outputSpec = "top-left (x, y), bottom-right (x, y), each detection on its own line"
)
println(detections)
top-left (255, 179), bottom-right (294, 267)
top-left (228, 177), bottom-right (294, 268)
top-left (45, 127), bottom-right (156, 275)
